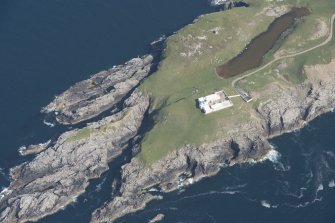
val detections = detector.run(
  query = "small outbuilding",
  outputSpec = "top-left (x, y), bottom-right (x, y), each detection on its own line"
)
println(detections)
top-left (234, 88), bottom-right (253, 103)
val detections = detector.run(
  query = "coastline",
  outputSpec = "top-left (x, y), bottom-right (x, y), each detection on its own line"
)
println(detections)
top-left (92, 65), bottom-right (335, 222)
top-left (1, 1), bottom-right (335, 222)
top-left (90, 9), bottom-right (335, 222)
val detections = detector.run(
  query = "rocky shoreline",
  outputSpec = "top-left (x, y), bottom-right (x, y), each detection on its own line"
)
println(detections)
top-left (1, 7), bottom-right (335, 223)
top-left (90, 60), bottom-right (335, 222)
top-left (42, 54), bottom-right (153, 125)
top-left (0, 90), bottom-right (149, 223)
top-left (1, 54), bottom-right (335, 223)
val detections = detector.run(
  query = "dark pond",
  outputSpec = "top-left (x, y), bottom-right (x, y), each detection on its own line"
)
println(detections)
top-left (216, 7), bottom-right (310, 78)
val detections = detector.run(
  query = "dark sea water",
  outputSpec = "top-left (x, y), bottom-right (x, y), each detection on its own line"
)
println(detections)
top-left (118, 112), bottom-right (335, 223)
top-left (0, 1), bottom-right (334, 223)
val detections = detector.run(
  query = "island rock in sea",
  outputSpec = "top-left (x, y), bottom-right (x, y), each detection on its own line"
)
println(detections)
top-left (42, 54), bottom-right (153, 125)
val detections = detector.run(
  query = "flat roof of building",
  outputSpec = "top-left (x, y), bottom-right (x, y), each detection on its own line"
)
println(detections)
top-left (197, 90), bottom-right (233, 114)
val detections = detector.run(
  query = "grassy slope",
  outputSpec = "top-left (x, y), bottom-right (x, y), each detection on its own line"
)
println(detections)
top-left (137, 0), bottom-right (335, 165)
top-left (239, 0), bottom-right (335, 91)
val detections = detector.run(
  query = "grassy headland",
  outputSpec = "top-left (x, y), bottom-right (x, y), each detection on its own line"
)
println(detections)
top-left (138, 0), bottom-right (335, 165)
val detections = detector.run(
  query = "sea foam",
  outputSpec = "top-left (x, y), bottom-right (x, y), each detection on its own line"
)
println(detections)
top-left (257, 147), bottom-right (281, 163)
top-left (317, 184), bottom-right (324, 192)
top-left (43, 119), bottom-right (55, 127)
top-left (0, 167), bottom-right (4, 177)
top-left (150, 35), bottom-right (166, 46)
top-left (0, 187), bottom-right (12, 202)
top-left (261, 200), bottom-right (271, 208)
top-left (210, 0), bottom-right (226, 6)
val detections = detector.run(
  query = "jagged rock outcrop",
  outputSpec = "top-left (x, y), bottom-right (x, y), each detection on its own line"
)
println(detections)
top-left (91, 129), bottom-right (271, 223)
top-left (91, 60), bottom-right (335, 222)
top-left (257, 60), bottom-right (335, 137)
top-left (42, 55), bottom-right (153, 125)
top-left (0, 92), bottom-right (149, 223)
top-left (2, 56), bottom-right (334, 223)
top-left (18, 140), bottom-right (52, 156)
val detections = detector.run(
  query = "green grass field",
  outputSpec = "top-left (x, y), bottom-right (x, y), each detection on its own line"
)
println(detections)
top-left (138, 0), bottom-right (335, 165)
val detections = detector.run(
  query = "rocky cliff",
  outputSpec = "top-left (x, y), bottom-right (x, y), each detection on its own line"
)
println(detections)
top-left (1, 58), bottom-right (334, 223)
top-left (0, 92), bottom-right (149, 223)
top-left (90, 59), bottom-right (335, 223)
top-left (42, 55), bottom-right (153, 125)
top-left (1, 44), bottom-right (335, 223)
top-left (1, 59), bottom-right (334, 223)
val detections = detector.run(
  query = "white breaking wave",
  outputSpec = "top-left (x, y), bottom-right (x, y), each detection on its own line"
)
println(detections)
top-left (95, 177), bottom-right (107, 192)
top-left (174, 189), bottom-right (243, 203)
top-left (222, 191), bottom-right (240, 195)
top-left (257, 193), bottom-right (322, 209)
top-left (43, 119), bottom-right (55, 127)
top-left (0, 167), bottom-right (5, 177)
top-left (0, 188), bottom-right (12, 202)
top-left (18, 146), bottom-right (27, 156)
top-left (328, 180), bottom-right (335, 188)
top-left (224, 184), bottom-right (247, 190)
top-left (246, 146), bottom-right (281, 164)
top-left (286, 187), bottom-right (306, 199)
top-left (260, 200), bottom-right (279, 208)
top-left (279, 178), bottom-right (325, 208)
top-left (262, 147), bottom-right (292, 171)
top-left (245, 147), bottom-right (288, 173)
top-left (256, 147), bottom-right (281, 164)
top-left (210, 0), bottom-right (227, 6)
top-left (285, 197), bottom-right (322, 208)
top-left (261, 200), bottom-right (271, 208)
top-left (72, 195), bottom-right (78, 202)
top-left (150, 35), bottom-right (166, 46)
top-left (148, 188), bottom-right (159, 192)
top-left (305, 171), bottom-right (314, 185)
top-left (41, 106), bottom-right (56, 113)
top-left (317, 184), bottom-right (324, 192)
top-left (325, 151), bottom-right (335, 159)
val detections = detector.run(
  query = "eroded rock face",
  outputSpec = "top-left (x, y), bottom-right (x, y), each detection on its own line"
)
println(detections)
top-left (91, 60), bottom-right (335, 223)
top-left (2, 56), bottom-right (335, 223)
top-left (43, 55), bottom-right (153, 125)
top-left (0, 92), bottom-right (149, 223)
top-left (91, 133), bottom-right (271, 223)
top-left (257, 60), bottom-right (335, 136)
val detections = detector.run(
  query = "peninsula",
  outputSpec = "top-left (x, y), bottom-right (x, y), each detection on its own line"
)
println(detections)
top-left (1, 0), bottom-right (335, 222)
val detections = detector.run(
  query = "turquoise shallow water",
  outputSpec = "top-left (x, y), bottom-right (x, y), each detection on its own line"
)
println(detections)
top-left (0, 1), bottom-right (335, 222)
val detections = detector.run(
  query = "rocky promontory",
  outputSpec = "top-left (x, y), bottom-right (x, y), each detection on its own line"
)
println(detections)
top-left (1, 59), bottom-right (334, 223)
top-left (1, 2), bottom-right (335, 222)
top-left (42, 55), bottom-right (153, 125)
top-left (0, 91), bottom-right (149, 223)
top-left (91, 133), bottom-right (271, 223)
top-left (91, 60), bottom-right (335, 222)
